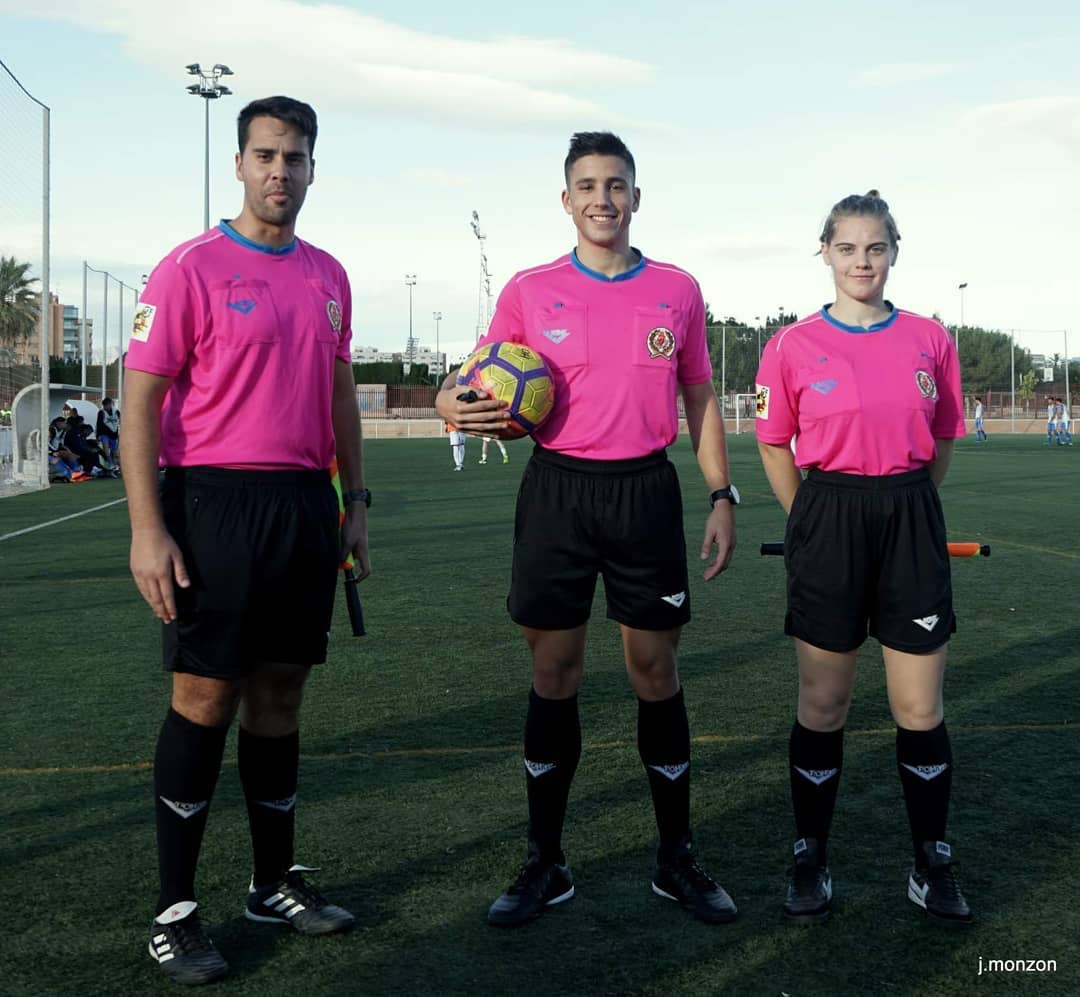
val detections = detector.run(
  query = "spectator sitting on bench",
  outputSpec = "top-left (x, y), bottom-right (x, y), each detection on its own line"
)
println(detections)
top-left (48, 417), bottom-right (82, 480)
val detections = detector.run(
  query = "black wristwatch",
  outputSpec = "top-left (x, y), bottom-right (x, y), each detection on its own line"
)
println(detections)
top-left (343, 488), bottom-right (372, 508)
top-left (709, 485), bottom-right (740, 507)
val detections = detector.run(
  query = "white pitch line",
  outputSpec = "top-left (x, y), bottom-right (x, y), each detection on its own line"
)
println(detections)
top-left (0, 497), bottom-right (128, 542)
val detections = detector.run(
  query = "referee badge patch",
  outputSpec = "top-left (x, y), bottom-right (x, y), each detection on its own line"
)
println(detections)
top-left (327, 300), bottom-right (343, 333)
top-left (755, 383), bottom-right (770, 419)
top-left (915, 370), bottom-right (938, 399)
top-left (131, 303), bottom-right (156, 342)
top-left (646, 327), bottom-right (675, 360)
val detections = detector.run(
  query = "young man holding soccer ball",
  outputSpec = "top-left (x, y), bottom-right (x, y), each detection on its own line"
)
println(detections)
top-left (436, 132), bottom-right (738, 927)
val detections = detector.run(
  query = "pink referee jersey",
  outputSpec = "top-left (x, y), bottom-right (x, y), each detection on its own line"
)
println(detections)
top-left (754, 306), bottom-right (965, 476)
top-left (479, 250), bottom-right (711, 459)
top-left (125, 222), bottom-right (352, 470)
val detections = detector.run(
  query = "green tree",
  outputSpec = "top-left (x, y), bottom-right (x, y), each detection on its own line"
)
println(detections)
top-left (949, 325), bottom-right (1033, 393)
top-left (0, 256), bottom-right (39, 357)
top-left (1018, 369), bottom-right (1037, 403)
top-left (706, 311), bottom-right (799, 400)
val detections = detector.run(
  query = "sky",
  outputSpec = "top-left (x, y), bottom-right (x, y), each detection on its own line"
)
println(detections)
top-left (2, 0), bottom-right (1079, 364)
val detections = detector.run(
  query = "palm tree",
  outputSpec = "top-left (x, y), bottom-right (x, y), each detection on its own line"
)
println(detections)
top-left (0, 255), bottom-right (40, 357)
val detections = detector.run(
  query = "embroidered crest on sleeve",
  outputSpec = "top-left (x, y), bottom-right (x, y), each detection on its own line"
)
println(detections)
top-left (646, 327), bottom-right (676, 360)
top-left (131, 303), bottom-right (156, 343)
top-left (327, 300), bottom-right (343, 333)
top-left (755, 383), bottom-right (770, 419)
top-left (915, 370), bottom-right (938, 399)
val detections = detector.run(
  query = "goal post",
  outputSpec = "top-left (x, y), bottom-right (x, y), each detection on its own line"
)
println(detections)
top-left (733, 393), bottom-right (758, 434)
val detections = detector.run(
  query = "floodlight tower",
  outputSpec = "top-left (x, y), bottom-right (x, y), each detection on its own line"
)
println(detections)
top-left (404, 274), bottom-right (418, 369)
top-left (957, 282), bottom-right (968, 360)
top-left (432, 311), bottom-right (443, 379)
top-left (470, 210), bottom-right (494, 340)
top-left (186, 62), bottom-right (234, 232)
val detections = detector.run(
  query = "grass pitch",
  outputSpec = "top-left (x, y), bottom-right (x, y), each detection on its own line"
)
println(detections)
top-left (1, 433), bottom-right (1078, 996)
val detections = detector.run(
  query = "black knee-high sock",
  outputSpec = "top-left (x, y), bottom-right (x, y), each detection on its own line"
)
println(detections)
top-left (524, 688), bottom-right (581, 861)
top-left (238, 726), bottom-right (300, 887)
top-left (897, 722), bottom-right (953, 861)
top-left (154, 708), bottom-right (229, 916)
top-left (638, 689), bottom-right (691, 853)
top-left (789, 721), bottom-right (844, 864)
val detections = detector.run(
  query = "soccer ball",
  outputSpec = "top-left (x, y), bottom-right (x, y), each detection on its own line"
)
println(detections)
top-left (456, 341), bottom-right (555, 440)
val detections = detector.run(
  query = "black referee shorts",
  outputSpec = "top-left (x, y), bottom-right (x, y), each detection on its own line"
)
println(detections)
top-left (784, 467), bottom-right (956, 654)
top-left (160, 466), bottom-right (339, 679)
top-left (508, 446), bottom-right (691, 632)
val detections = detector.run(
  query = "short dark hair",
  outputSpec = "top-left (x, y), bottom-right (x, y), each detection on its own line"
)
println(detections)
top-left (564, 131), bottom-right (635, 184)
top-left (237, 96), bottom-right (318, 158)
top-left (102, 396), bottom-right (113, 406)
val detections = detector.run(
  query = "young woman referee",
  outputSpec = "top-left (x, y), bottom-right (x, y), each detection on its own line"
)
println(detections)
top-left (754, 191), bottom-right (972, 927)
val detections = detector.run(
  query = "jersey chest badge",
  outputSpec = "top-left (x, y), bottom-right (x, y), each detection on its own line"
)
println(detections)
top-left (915, 369), bottom-right (938, 399)
top-left (327, 300), bottom-right (342, 333)
top-left (646, 327), bottom-right (675, 360)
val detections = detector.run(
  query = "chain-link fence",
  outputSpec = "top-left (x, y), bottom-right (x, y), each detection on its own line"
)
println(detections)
top-left (705, 323), bottom-right (1074, 434)
top-left (0, 58), bottom-right (49, 493)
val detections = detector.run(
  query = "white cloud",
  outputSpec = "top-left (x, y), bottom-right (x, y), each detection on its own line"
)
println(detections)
top-left (0, 225), bottom-right (46, 266)
top-left (963, 95), bottom-right (1080, 157)
top-left (964, 95), bottom-right (1080, 150)
top-left (5, 0), bottom-right (654, 129)
top-left (680, 234), bottom-right (804, 263)
top-left (851, 62), bottom-right (961, 87)
top-left (402, 166), bottom-right (473, 189)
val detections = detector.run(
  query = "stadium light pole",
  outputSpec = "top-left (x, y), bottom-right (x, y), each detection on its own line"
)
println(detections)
top-left (116, 280), bottom-right (139, 408)
top-left (186, 63), bottom-right (233, 232)
top-left (81, 261), bottom-right (88, 390)
top-left (470, 211), bottom-right (489, 339)
top-left (957, 282), bottom-right (968, 360)
top-left (433, 310), bottom-right (442, 382)
top-left (404, 274), bottom-right (417, 371)
top-left (101, 271), bottom-right (108, 396)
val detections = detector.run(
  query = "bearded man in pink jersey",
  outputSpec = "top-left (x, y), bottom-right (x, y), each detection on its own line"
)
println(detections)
top-left (755, 191), bottom-right (972, 928)
top-left (436, 132), bottom-right (738, 928)
top-left (124, 96), bottom-right (369, 985)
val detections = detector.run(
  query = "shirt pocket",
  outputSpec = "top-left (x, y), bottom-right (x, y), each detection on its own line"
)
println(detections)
top-left (530, 303), bottom-right (588, 370)
top-left (209, 279), bottom-right (281, 347)
top-left (794, 356), bottom-right (860, 424)
top-left (630, 307), bottom-right (682, 369)
top-left (305, 279), bottom-right (345, 346)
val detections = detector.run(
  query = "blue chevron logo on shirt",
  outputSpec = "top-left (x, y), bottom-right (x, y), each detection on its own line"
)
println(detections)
top-left (227, 299), bottom-right (257, 314)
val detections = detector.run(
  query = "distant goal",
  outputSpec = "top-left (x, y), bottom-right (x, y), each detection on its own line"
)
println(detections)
top-left (733, 393), bottom-right (758, 434)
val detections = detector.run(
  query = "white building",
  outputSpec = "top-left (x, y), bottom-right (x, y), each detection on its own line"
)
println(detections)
top-left (351, 345), bottom-right (447, 377)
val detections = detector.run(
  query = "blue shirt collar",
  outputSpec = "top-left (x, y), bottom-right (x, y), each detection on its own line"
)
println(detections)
top-left (218, 220), bottom-right (297, 256)
top-left (820, 302), bottom-right (898, 333)
top-left (570, 247), bottom-right (647, 282)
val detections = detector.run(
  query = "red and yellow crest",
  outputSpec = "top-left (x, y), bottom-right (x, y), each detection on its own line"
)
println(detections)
top-left (915, 370), bottom-right (938, 399)
top-left (327, 300), bottom-right (343, 333)
top-left (646, 327), bottom-right (675, 360)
